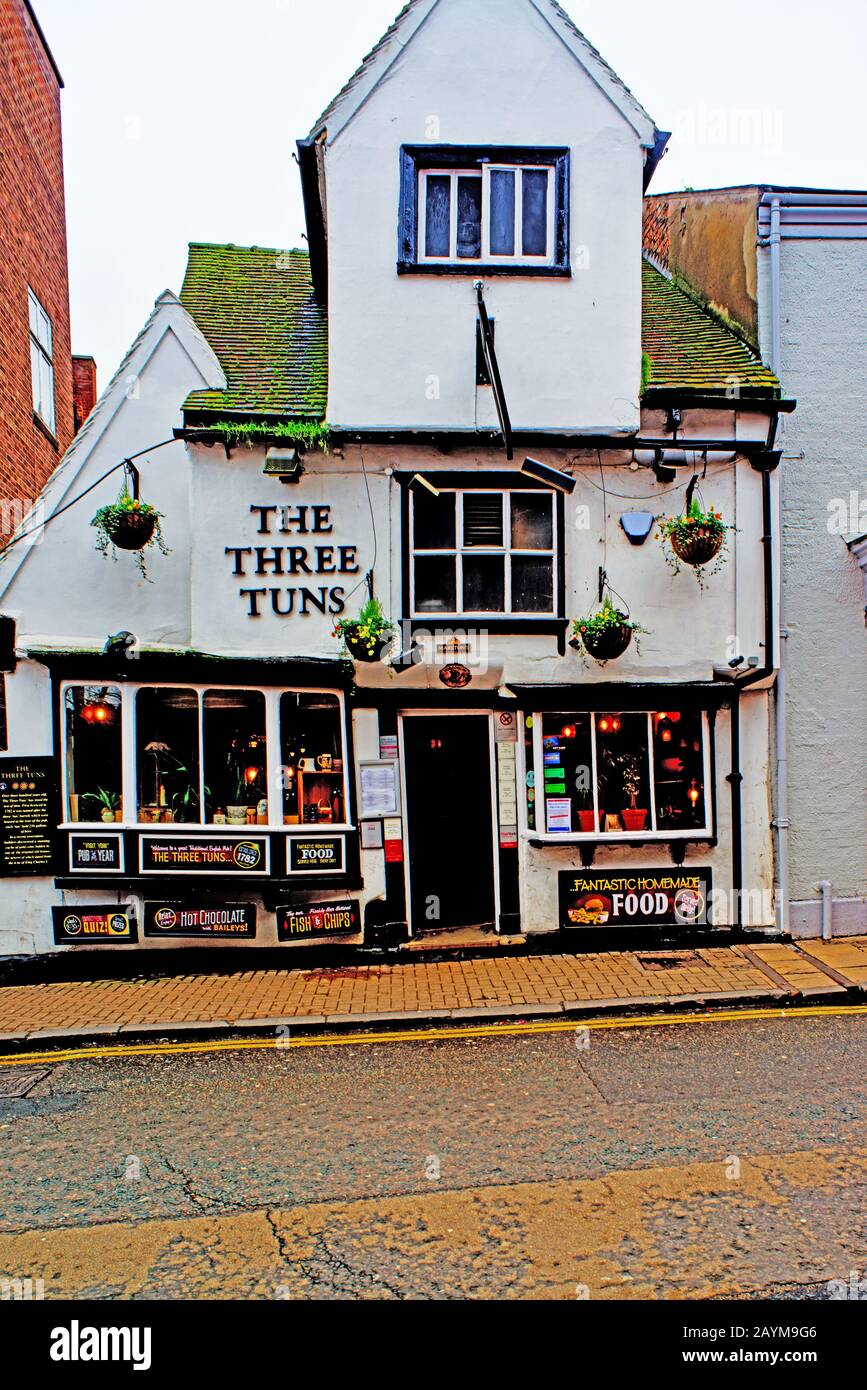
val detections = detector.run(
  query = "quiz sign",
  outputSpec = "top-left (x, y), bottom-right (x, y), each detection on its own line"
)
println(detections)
top-left (559, 868), bottom-right (712, 929)
top-left (52, 908), bottom-right (137, 944)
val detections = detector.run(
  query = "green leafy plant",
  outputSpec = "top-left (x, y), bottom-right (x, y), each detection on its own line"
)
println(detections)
top-left (571, 595), bottom-right (647, 665)
top-left (81, 787), bottom-right (120, 817)
top-left (205, 420), bottom-right (330, 452)
top-left (658, 497), bottom-right (732, 586)
top-left (91, 490), bottom-right (169, 580)
top-left (334, 597), bottom-right (395, 661)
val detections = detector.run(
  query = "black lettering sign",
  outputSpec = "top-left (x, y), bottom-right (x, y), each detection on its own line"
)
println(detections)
top-left (144, 902), bottom-right (257, 938)
top-left (69, 834), bottom-right (124, 873)
top-left (0, 757), bottom-right (55, 877)
top-left (559, 868), bottom-right (713, 929)
top-left (52, 907), bottom-right (137, 945)
top-left (277, 899), bottom-right (359, 942)
top-left (140, 836), bottom-right (269, 875)
top-left (287, 836), bottom-right (345, 875)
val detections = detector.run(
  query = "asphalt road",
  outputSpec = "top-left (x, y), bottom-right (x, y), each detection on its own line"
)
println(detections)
top-left (1, 1012), bottom-right (866, 1298)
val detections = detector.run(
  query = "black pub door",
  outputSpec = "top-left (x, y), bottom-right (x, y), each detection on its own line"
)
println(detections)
top-left (402, 715), bottom-right (496, 934)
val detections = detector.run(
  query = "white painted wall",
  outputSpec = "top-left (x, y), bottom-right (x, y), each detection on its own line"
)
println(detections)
top-left (323, 0), bottom-right (651, 431)
top-left (758, 238), bottom-right (867, 911)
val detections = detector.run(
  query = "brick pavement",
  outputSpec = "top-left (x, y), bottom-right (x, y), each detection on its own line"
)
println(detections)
top-left (0, 938), bottom-right (866, 1044)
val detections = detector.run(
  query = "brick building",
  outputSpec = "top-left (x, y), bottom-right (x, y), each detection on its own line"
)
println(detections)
top-left (0, 0), bottom-right (75, 534)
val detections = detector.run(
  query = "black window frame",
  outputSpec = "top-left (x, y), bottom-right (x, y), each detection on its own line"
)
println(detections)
top-left (397, 472), bottom-right (568, 647)
top-left (398, 145), bottom-right (571, 277)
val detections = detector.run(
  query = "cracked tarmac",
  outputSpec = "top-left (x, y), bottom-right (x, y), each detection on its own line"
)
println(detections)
top-left (0, 1013), bottom-right (865, 1298)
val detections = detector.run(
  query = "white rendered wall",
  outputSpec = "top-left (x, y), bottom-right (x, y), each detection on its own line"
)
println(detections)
top-left (323, 0), bottom-right (648, 431)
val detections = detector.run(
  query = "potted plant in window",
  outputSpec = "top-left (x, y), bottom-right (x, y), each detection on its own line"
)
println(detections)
top-left (91, 487), bottom-right (169, 580)
top-left (618, 754), bottom-right (648, 833)
top-left (81, 788), bottom-right (122, 823)
top-left (575, 785), bottom-right (597, 833)
top-left (334, 597), bottom-right (395, 663)
top-left (658, 497), bottom-right (731, 586)
top-left (167, 757), bottom-right (204, 825)
top-left (570, 595), bottom-right (646, 665)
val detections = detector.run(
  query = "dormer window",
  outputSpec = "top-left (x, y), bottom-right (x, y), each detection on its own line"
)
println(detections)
top-left (399, 146), bottom-right (570, 276)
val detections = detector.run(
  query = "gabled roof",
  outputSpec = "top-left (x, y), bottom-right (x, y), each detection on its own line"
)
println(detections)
top-left (180, 244), bottom-right (328, 419)
top-left (312, 0), bottom-right (658, 147)
top-left (177, 242), bottom-right (783, 427)
top-left (0, 290), bottom-right (224, 596)
top-left (641, 260), bottom-right (781, 398)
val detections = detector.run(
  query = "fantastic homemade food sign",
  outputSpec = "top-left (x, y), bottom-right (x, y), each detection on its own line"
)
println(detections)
top-left (224, 503), bottom-right (362, 620)
top-left (559, 869), bottom-right (712, 929)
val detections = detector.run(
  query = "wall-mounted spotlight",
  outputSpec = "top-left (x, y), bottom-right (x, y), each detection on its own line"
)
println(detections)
top-left (620, 512), bottom-right (656, 546)
top-left (390, 641), bottom-right (423, 674)
top-left (263, 446), bottom-right (305, 484)
top-left (651, 449), bottom-right (678, 485)
top-left (409, 474), bottom-right (441, 498)
top-left (102, 631), bottom-right (137, 658)
top-left (520, 457), bottom-right (576, 494)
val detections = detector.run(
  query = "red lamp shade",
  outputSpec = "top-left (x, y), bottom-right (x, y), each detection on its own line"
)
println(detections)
top-left (81, 701), bottom-right (115, 727)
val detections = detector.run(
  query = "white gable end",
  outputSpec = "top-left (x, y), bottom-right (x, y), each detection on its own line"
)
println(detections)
top-left (0, 293), bottom-right (225, 649)
top-left (321, 0), bottom-right (656, 431)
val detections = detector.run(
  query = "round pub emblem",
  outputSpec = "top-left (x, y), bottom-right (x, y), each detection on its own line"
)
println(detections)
top-left (62, 914), bottom-right (83, 936)
top-left (233, 841), bottom-right (262, 870)
top-left (153, 908), bottom-right (177, 931)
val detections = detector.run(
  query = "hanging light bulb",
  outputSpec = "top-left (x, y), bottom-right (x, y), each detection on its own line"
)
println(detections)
top-left (688, 780), bottom-right (702, 807)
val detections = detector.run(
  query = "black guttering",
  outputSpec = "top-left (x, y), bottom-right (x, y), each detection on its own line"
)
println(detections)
top-left (178, 424), bottom-right (795, 450)
top-left (22, 1), bottom-right (64, 88)
top-left (296, 138), bottom-right (328, 304)
top-left (643, 130), bottom-right (671, 191)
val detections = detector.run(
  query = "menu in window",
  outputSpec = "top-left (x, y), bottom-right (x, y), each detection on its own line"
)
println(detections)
top-left (0, 757), bottom-right (55, 877)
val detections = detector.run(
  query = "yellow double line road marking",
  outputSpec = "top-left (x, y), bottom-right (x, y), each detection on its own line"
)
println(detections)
top-left (0, 1001), bottom-right (865, 1067)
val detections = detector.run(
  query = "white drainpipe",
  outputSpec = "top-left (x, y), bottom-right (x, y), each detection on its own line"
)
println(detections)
top-left (768, 195), bottom-right (790, 937)
top-left (819, 880), bottom-right (833, 940)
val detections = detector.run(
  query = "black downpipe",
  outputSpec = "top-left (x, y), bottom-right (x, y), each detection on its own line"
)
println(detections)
top-left (725, 454), bottom-right (780, 930)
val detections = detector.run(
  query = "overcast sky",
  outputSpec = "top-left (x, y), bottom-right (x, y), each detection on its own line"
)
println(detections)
top-left (37, 0), bottom-right (866, 385)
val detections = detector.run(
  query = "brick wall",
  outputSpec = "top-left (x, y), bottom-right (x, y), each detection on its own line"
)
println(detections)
top-left (642, 196), bottom-right (671, 271)
top-left (0, 0), bottom-right (73, 534)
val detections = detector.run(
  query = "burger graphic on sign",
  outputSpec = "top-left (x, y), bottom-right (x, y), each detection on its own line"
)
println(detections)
top-left (567, 896), bottom-right (610, 926)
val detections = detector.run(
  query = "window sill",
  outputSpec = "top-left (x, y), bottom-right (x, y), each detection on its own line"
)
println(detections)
top-left (410, 617), bottom-right (567, 634)
top-left (525, 832), bottom-right (715, 847)
top-left (398, 262), bottom-right (571, 279)
top-left (32, 412), bottom-right (59, 448)
top-left (63, 823), bottom-right (357, 834)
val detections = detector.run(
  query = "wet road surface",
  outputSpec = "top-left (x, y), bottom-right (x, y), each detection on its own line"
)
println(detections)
top-left (1, 1012), bottom-right (865, 1298)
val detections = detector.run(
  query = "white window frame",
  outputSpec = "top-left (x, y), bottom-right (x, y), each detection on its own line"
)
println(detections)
top-left (418, 164), bottom-right (555, 267)
top-left (28, 288), bottom-right (56, 435)
top-left (410, 488), bottom-right (557, 620)
top-left (59, 681), bottom-right (353, 833)
top-left (527, 710), bottom-right (714, 842)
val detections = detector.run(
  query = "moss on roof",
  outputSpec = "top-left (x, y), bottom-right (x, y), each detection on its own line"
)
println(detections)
top-left (641, 259), bottom-right (781, 397)
top-left (178, 243), bottom-right (781, 424)
top-left (180, 243), bottom-right (327, 419)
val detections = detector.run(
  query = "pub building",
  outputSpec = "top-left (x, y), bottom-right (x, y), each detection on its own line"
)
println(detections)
top-left (0, 0), bottom-right (794, 955)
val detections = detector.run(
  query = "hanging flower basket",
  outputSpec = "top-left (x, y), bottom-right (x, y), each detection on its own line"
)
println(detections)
top-left (106, 507), bottom-right (157, 551)
top-left (659, 499), bottom-right (732, 586)
top-left (91, 490), bottom-right (168, 580)
top-left (570, 595), bottom-right (646, 666)
top-left (334, 597), bottom-right (395, 664)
